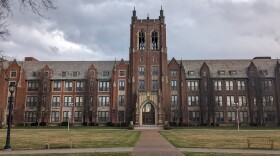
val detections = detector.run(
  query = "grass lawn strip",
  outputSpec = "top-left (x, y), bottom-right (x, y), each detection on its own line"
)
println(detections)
top-left (184, 152), bottom-right (277, 156)
top-left (16, 153), bottom-right (129, 156)
top-left (0, 129), bottom-right (140, 150)
top-left (161, 129), bottom-right (280, 149)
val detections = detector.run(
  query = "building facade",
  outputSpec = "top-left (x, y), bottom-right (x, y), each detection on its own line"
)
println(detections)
top-left (0, 8), bottom-right (280, 126)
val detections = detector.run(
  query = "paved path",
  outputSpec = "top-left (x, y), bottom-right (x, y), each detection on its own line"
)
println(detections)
top-left (180, 148), bottom-right (280, 155)
top-left (132, 130), bottom-right (184, 156)
top-left (0, 148), bottom-right (133, 155)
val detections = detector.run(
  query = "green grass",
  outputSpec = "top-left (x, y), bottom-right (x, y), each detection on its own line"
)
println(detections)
top-left (184, 152), bottom-right (277, 156)
top-left (173, 126), bottom-right (280, 130)
top-left (161, 129), bottom-right (280, 149)
top-left (0, 128), bottom-right (140, 150)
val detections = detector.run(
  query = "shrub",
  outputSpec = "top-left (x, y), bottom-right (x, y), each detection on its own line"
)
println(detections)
top-left (83, 122), bottom-right (88, 126)
top-left (163, 121), bottom-right (171, 130)
top-left (128, 121), bottom-right (134, 130)
top-left (39, 122), bottom-right (47, 126)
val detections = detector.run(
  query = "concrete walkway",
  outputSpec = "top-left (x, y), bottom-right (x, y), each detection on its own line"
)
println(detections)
top-left (179, 148), bottom-right (280, 155)
top-left (132, 130), bottom-right (184, 156)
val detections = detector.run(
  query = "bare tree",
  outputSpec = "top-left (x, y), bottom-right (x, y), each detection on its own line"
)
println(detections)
top-left (0, 0), bottom-right (56, 39)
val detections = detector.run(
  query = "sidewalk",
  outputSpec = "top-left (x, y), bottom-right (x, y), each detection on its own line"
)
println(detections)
top-left (179, 148), bottom-right (280, 155)
top-left (132, 130), bottom-right (184, 156)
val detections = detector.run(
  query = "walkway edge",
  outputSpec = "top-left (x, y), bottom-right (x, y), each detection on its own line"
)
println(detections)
top-left (0, 148), bottom-right (133, 155)
top-left (179, 148), bottom-right (280, 155)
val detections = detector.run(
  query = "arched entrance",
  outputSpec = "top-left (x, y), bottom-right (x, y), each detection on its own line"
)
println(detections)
top-left (142, 103), bottom-right (155, 125)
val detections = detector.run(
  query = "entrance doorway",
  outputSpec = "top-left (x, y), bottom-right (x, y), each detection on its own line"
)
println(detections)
top-left (142, 103), bottom-right (155, 125)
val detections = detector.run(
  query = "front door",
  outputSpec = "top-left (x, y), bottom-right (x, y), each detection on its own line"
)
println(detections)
top-left (142, 103), bottom-right (155, 125)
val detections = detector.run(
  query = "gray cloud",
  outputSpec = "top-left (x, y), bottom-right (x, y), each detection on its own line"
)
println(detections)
top-left (0, 0), bottom-right (280, 61)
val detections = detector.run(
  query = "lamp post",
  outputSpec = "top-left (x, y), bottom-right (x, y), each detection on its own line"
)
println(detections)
top-left (233, 103), bottom-right (240, 131)
top-left (4, 83), bottom-right (16, 150)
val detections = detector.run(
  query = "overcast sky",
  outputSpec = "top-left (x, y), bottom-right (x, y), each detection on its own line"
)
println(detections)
top-left (1, 0), bottom-right (280, 61)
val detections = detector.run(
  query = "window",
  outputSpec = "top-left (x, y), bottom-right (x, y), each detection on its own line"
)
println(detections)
top-left (216, 111), bottom-right (224, 122)
top-left (32, 72), bottom-right (37, 77)
top-left (62, 71), bottom-right (67, 77)
top-left (262, 96), bottom-right (273, 106)
top-left (171, 70), bottom-right (177, 76)
top-left (187, 81), bottom-right (199, 91)
top-left (226, 81), bottom-right (234, 91)
top-left (119, 70), bottom-right (125, 77)
top-left (90, 80), bottom-right (94, 91)
top-left (75, 111), bottom-right (82, 122)
top-left (171, 80), bottom-right (177, 91)
top-left (119, 95), bottom-right (125, 106)
top-left (253, 97), bottom-right (257, 106)
top-left (188, 71), bottom-right (194, 76)
top-left (230, 70), bottom-right (237, 75)
top-left (52, 96), bottom-right (60, 107)
top-left (98, 96), bottom-right (110, 107)
top-left (139, 30), bottom-right (145, 50)
top-left (75, 96), bottom-right (83, 107)
top-left (238, 96), bottom-right (247, 106)
top-left (73, 71), bottom-right (78, 77)
top-left (63, 111), bottom-right (69, 122)
top-left (140, 56), bottom-right (144, 62)
top-left (202, 70), bottom-right (207, 76)
top-left (264, 111), bottom-right (276, 122)
top-left (215, 96), bottom-right (223, 106)
top-left (89, 70), bottom-right (95, 77)
top-left (65, 81), bottom-right (73, 91)
top-left (189, 111), bottom-right (200, 122)
top-left (239, 111), bottom-right (248, 123)
top-left (237, 80), bottom-right (245, 91)
top-left (152, 80), bottom-right (158, 90)
top-left (42, 96), bottom-right (46, 107)
top-left (76, 81), bottom-right (84, 91)
top-left (214, 80), bottom-right (222, 91)
top-left (118, 111), bottom-right (125, 122)
top-left (171, 95), bottom-right (177, 107)
top-left (228, 111), bottom-right (236, 122)
top-left (227, 96), bottom-right (234, 106)
top-left (64, 96), bottom-right (73, 107)
top-left (25, 111), bottom-right (36, 122)
top-left (188, 96), bottom-right (199, 106)
top-left (139, 80), bottom-right (145, 90)
top-left (260, 70), bottom-right (268, 75)
top-left (171, 110), bottom-right (179, 122)
top-left (152, 66), bottom-right (158, 75)
top-left (51, 111), bottom-right (59, 122)
top-left (99, 81), bottom-right (110, 91)
top-left (139, 66), bottom-right (145, 76)
top-left (218, 70), bottom-right (225, 76)
top-left (102, 71), bottom-right (110, 76)
top-left (119, 80), bottom-right (125, 90)
top-left (262, 80), bottom-right (272, 91)
top-left (152, 56), bottom-right (157, 62)
top-left (27, 81), bottom-right (39, 91)
top-left (151, 30), bottom-right (158, 50)
top-left (26, 96), bottom-right (37, 107)
top-left (53, 81), bottom-right (61, 91)
top-left (10, 71), bottom-right (16, 77)
top-left (98, 111), bottom-right (109, 122)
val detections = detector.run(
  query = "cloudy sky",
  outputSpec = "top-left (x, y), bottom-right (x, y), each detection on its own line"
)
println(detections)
top-left (1, 0), bottom-right (280, 61)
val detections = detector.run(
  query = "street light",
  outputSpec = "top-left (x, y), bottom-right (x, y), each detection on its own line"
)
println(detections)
top-left (233, 103), bottom-right (240, 131)
top-left (4, 83), bottom-right (16, 150)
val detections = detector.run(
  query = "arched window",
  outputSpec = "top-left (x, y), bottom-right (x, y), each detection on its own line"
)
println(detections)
top-left (151, 30), bottom-right (158, 50)
top-left (138, 30), bottom-right (145, 50)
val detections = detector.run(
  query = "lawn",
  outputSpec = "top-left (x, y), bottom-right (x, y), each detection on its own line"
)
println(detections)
top-left (0, 128), bottom-right (140, 150)
top-left (184, 152), bottom-right (277, 156)
top-left (161, 129), bottom-right (280, 149)
top-left (18, 153), bottom-right (129, 156)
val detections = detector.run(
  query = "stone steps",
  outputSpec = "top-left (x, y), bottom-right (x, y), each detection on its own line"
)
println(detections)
top-left (134, 125), bottom-right (163, 130)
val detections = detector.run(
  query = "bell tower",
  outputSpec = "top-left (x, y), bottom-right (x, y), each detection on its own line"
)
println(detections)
top-left (128, 7), bottom-right (168, 126)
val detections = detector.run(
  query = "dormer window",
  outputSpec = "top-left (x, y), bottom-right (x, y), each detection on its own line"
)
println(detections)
top-left (102, 71), bottom-right (110, 77)
top-left (62, 71), bottom-right (67, 77)
top-left (188, 71), bottom-right (194, 76)
top-left (32, 72), bottom-right (37, 77)
top-left (250, 70), bottom-right (255, 75)
top-left (260, 70), bottom-right (268, 75)
top-left (119, 70), bottom-right (125, 77)
top-left (73, 71), bottom-right (78, 77)
top-left (202, 70), bottom-right (207, 76)
top-left (218, 70), bottom-right (225, 76)
top-left (10, 71), bottom-right (16, 77)
top-left (230, 70), bottom-right (237, 76)
top-left (138, 30), bottom-right (145, 50)
top-left (89, 71), bottom-right (95, 77)
top-left (151, 30), bottom-right (158, 50)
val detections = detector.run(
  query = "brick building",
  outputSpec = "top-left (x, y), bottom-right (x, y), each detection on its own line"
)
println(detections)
top-left (0, 8), bottom-right (280, 126)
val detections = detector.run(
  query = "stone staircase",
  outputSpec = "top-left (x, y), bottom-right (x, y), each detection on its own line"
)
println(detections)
top-left (134, 125), bottom-right (163, 130)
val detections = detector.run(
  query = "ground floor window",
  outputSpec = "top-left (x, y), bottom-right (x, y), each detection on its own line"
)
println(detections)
top-left (63, 111), bottom-right (69, 122)
top-left (239, 111), bottom-right (248, 123)
top-left (25, 111), bottom-right (36, 122)
top-left (171, 110), bottom-right (178, 122)
top-left (228, 111), bottom-right (236, 122)
top-left (51, 111), bottom-right (59, 122)
top-left (118, 111), bottom-right (125, 122)
top-left (215, 111), bottom-right (224, 122)
top-left (75, 111), bottom-right (83, 122)
top-left (189, 111), bottom-right (200, 122)
top-left (264, 111), bottom-right (276, 122)
top-left (98, 111), bottom-right (109, 123)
